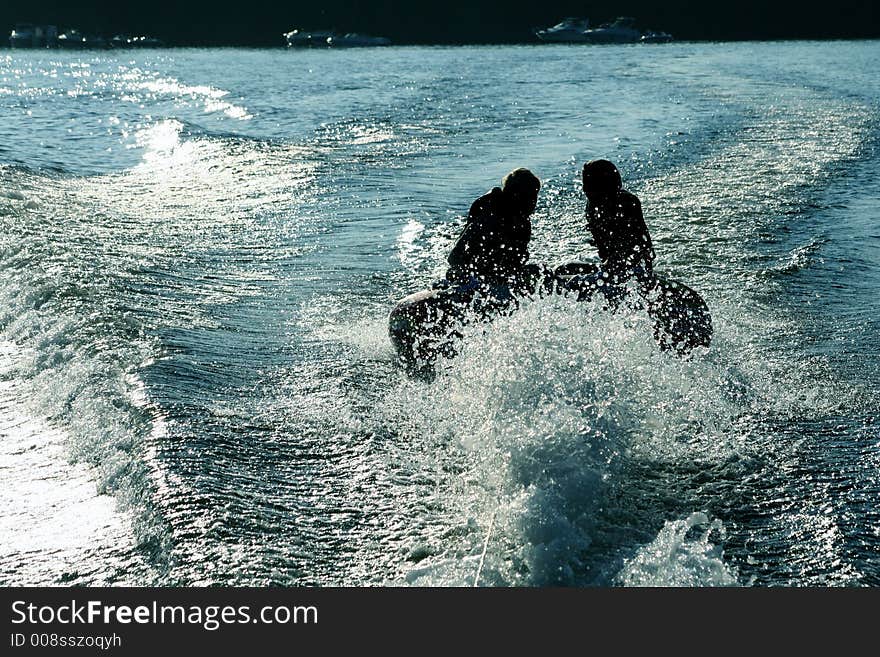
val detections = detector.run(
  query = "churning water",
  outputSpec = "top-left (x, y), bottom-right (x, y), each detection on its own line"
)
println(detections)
top-left (1, 41), bottom-right (878, 586)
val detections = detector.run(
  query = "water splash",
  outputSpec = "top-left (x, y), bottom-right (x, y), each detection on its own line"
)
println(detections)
top-left (616, 512), bottom-right (740, 586)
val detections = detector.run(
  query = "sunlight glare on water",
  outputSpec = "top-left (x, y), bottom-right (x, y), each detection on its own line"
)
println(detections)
top-left (0, 41), bottom-right (878, 586)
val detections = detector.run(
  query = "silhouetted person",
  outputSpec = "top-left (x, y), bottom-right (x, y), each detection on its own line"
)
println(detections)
top-left (581, 159), bottom-right (655, 283)
top-left (443, 167), bottom-right (542, 290)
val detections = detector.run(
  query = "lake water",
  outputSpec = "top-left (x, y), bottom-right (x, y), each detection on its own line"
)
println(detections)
top-left (1, 41), bottom-right (878, 586)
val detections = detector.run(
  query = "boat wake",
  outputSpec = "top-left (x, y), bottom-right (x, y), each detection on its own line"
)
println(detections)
top-left (374, 292), bottom-right (769, 585)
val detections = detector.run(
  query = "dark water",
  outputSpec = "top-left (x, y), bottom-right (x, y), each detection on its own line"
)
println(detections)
top-left (0, 42), bottom-right (878, 586)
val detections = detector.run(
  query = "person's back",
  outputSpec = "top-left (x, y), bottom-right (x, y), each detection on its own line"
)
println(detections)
top-left (445, 168), bottom-right (540, 288)
top-left (582, 159), bottom-right (655, 282)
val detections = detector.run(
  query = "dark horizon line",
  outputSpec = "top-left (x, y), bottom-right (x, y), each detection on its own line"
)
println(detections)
top-left (3, 0), bottom-right (878, 47)
top-left (4, 35), bottom-right (880, 48)
top-left (6, 32), bottom-right (880, 45)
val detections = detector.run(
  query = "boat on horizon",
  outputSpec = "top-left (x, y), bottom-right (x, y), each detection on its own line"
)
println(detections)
top-left (55, 29), bottom-right (104, 49)
top-left (8, 24), bottom-right (163, 49)
top-left (326, 33), bottom-right (391, 48)
top-left (110, 34), bottom-right (165, 48)
top-left (284, 29), bottom-right (337, 48)
top-left (534, 16), bottom-right (673, 45)
top-left (284, 29), bottom-right (391, 48)
top-left (9, 23), bottom-right (58, 48)
top-left (578, 17), bottom-right (643, 44)
top-left (639, 30), bottom-right (674, 44)
top-left (534, 17), bottom-right (591, 43)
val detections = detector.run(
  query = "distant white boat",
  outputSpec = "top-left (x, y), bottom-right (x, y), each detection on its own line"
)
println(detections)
top-left (9, 23), bottom-right (36, 48)
top-left (325, 33), bottom-right (391, 48)
top-left (110, 34), bottom-right (165, 48)
top-left (8, 24), bottom-right (161, 49)
top-left (534, 17), bottom-right (591, 43)
top-left (535, 16), bottom-right (673, 45)
top-left (640, 30), bottom-right (674, 44)
top-left (56, 30), bottom-right (108, 49)
top-left (578, 17), bottom-right (643, 44)
top-left (284, 29), bottom-right (391, 48)
top-left (284, 29), bottom-right (337, 48)
top-left (9, 23), bottom-right (58, 48)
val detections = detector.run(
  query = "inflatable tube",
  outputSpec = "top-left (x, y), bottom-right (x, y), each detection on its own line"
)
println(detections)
top-left (389, 262), bottom-right (712, 374)
top-left (388, 282), bottom-right (517, 374)
top-left (554, 262), bottom-right (712, 354)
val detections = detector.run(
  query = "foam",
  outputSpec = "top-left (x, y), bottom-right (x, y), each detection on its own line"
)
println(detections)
top-left (616, 512), bottom-right (740, 586)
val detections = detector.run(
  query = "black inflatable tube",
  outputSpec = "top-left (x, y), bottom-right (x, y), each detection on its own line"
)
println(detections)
top-left (389, 262), bottom-right (712, 373)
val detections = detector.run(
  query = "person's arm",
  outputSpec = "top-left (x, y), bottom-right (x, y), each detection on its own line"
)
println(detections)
top-left (447, 219), bottom-right (480, 269)
top-left (633, 196), bottom-right (655, 274)
top-left (447, 192), bottom-right (494, 272)
top-left (584, 200), bottom-right (597, 247)
top-left (625, 194), bottom-right (655, 274)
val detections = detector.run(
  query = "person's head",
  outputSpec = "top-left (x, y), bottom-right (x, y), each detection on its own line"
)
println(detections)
top-left (501, 167), bottom-right (541, 216)
top-left (582, 159), bottom-right (622, 201)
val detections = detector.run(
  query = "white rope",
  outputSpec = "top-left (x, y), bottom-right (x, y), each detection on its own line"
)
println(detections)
top-left (473, 510), bottom-right (497, 587)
